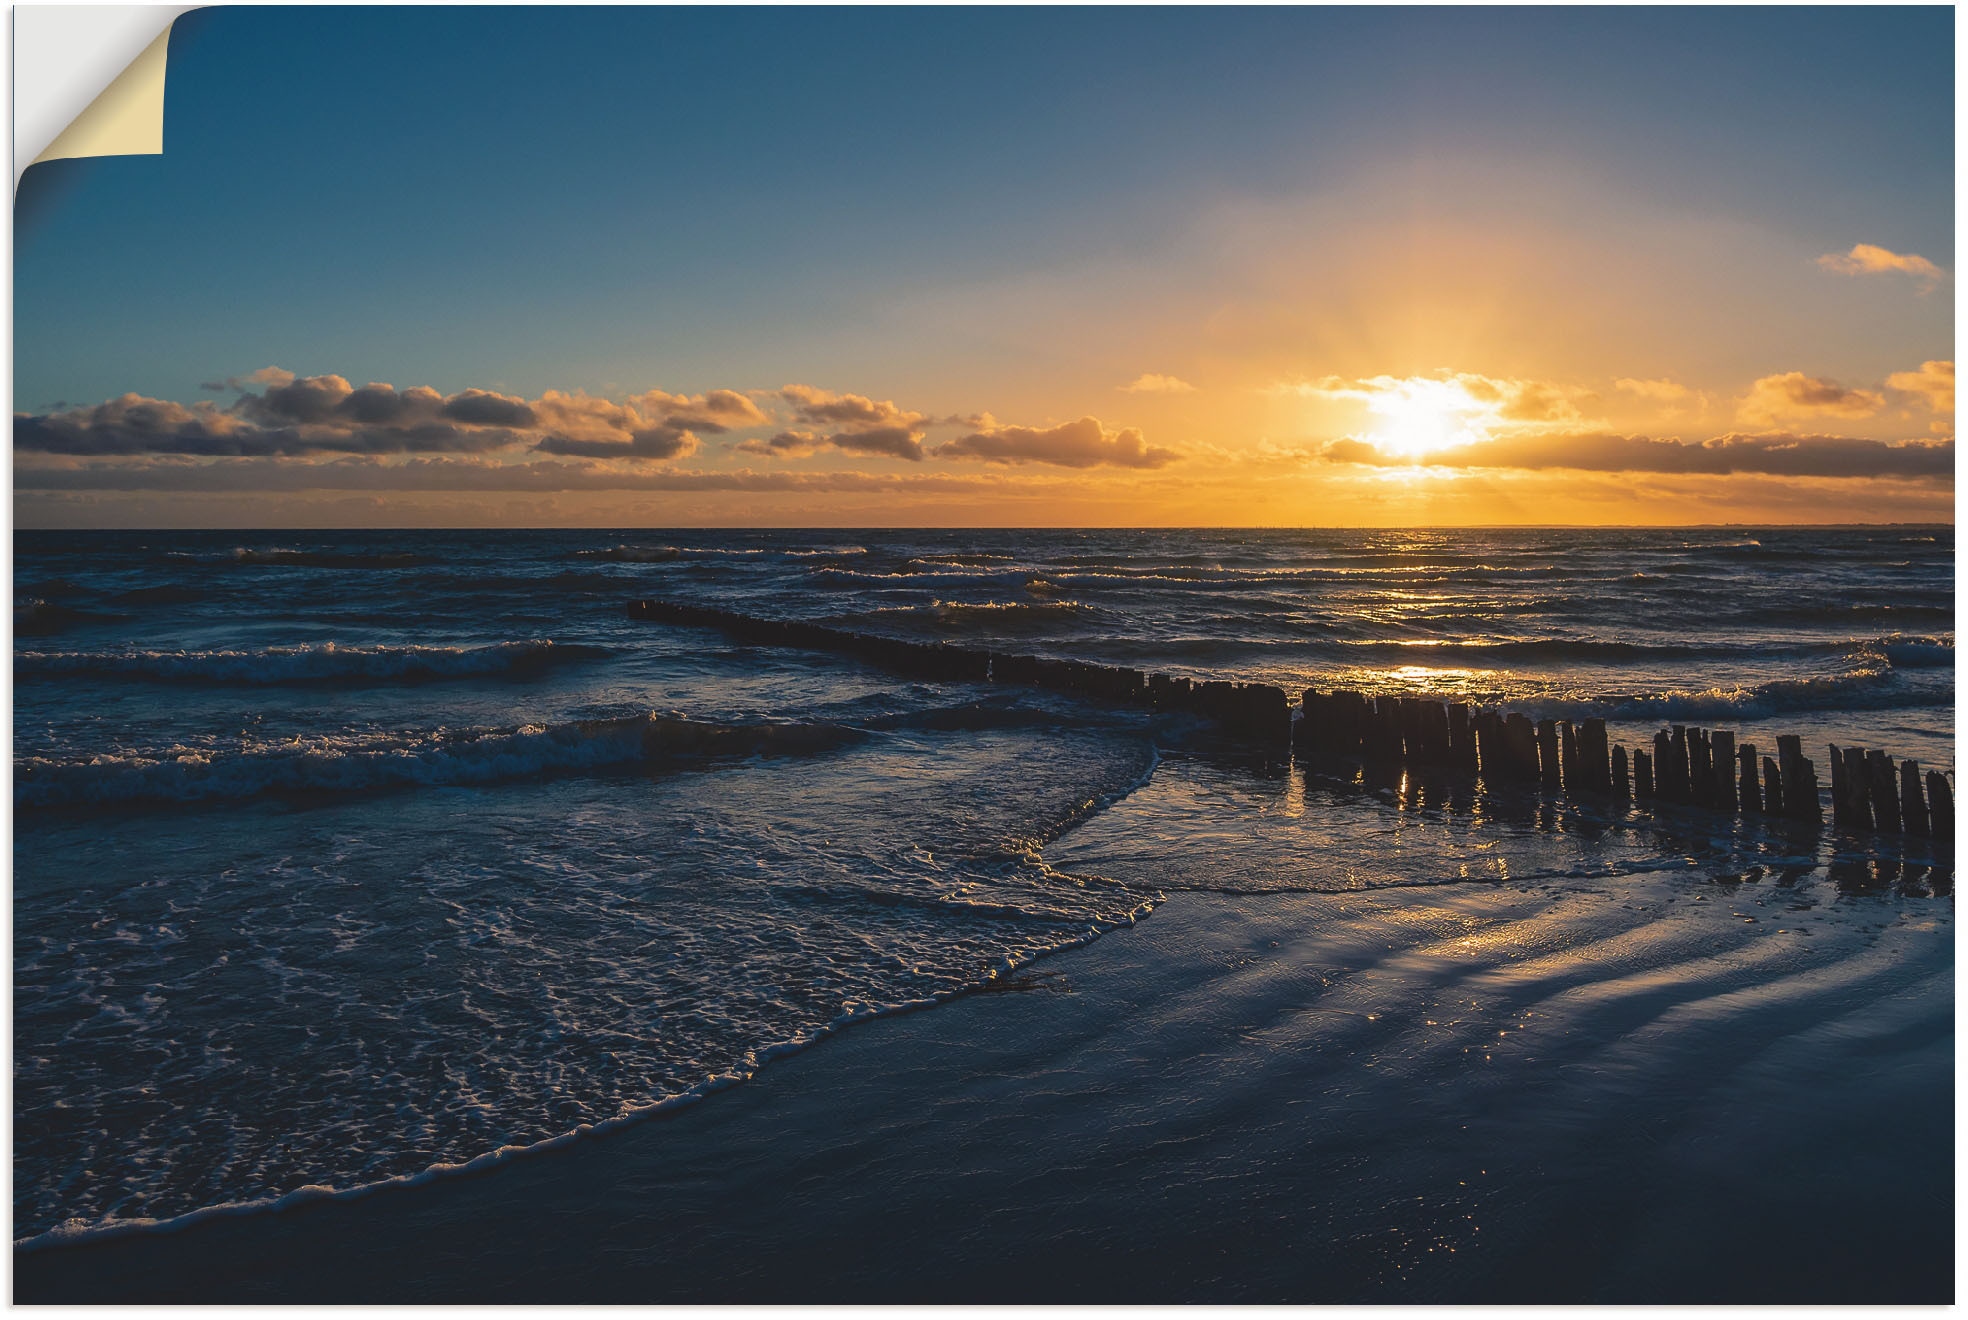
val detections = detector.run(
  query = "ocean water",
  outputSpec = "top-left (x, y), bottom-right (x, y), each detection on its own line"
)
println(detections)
top-left (12, 526), bottom-right (1954, 1259)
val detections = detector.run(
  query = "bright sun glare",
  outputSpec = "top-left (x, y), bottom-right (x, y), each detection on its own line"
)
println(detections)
top-left (1364, 379), bottom-right (1488, 459)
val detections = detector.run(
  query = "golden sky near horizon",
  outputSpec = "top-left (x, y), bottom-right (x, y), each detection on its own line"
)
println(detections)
top-left (13, 10), bottom-right (1954, 528)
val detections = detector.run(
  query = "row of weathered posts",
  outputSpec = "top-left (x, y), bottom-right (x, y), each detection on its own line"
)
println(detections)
top-left (628, 597), bottom-right (1289, 737)
top-left (1298, 691), bottom-right (1951, 842)
top-left (627, 598), bottom-right (1951, 845)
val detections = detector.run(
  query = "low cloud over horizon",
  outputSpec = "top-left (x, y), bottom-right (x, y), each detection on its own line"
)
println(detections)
top-left (1319, 429), bottom-right (1952, 478)
top-left (16, 371), bottom-right (1183, 474)
top-left (13, 364), bottom-right (1951, 525)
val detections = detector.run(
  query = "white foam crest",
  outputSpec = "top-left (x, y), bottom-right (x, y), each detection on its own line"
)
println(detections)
top-left (1870, 634), bottom-right (1954, 668)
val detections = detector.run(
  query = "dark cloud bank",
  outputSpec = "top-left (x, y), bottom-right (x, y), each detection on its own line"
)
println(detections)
top-left (15, 372), bottom-right (1182, 478)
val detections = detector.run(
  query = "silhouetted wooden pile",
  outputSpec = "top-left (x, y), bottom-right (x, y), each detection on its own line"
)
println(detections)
top-left (627, 598), bottom-right (1950, 844)
top-left (1296, 689), bottom-right (1949, 843)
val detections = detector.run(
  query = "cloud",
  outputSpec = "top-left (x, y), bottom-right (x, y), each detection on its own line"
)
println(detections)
top-left (1738, 372), bottom-right (1884, 425)
top-left (734, 425), bottom-right (925, 462)
top-left (938, 416), bottom-right (1179, 468)
top-left (532, 429), bottom-right (702, 461)
top-left (779, 384), bottom-right (926, 430)
top-left (1286, 372), bottom-right (1577, 413)
top-left (442, 388), bottom-right (539, 428)
top-left (1613, 376), bottom-right (1708, 416)
top-left (826, 426), bottom-right (925, 461)
top-left (1615, 377), bottom-right (1691, 402)
top-left (1285, 371), bottom-right (1592, 434)
top-left (1454, 376), bottom-right (1585, 423)
top-left (1317, 429), bottom-right (1951, 479)
top-left (17, 373), bottom-right (768, 463)
top-left (16, 373), bottom-right (1058, 473)
top-left (1122, 373), bottom-right (1196, 394)
top-left (1886, 360), bottom-right (1954, 417)
top-left (1815, 243), bottom-right (1946, 289)
top-left (630, 388), bottom-right (768, 433)
top-left (200, 366), bottom-right (295, 393)
top-left (735, 430), bottom-right (823, 458)
top-left (13, 392), bottom-right (524, 457)
top-left (1276, 371), bottom-right (1593, 459)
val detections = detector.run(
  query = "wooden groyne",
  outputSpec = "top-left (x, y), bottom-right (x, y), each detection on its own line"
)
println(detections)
top-left (627, 598), bottom-right (1951, 845)
top-left (1297, 692), bottom-right (1950, 843)
top-left (628, 597), bottom-right (1288, 738)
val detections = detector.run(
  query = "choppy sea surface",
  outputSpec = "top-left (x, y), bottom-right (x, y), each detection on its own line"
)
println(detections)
top-left (12, 527), bottom-right (1954, 1252)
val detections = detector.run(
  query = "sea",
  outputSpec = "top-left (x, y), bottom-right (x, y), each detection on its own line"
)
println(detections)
top-left (11, 526), bottom-right (1955, 1277)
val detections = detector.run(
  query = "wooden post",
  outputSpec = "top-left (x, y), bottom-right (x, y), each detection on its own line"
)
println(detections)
top-left (1710, 730), bottom-right (1737, 814)
top-left (1738, 744), bottom-right (1761, 814)
top-left (1866, 749), bottom-right (1902, 833)
top-left (1474, 711), bottom-right (1502, 779)
top-left (1840, 747), bottom-right (1874, 830)
top-left (1788, 756), bottom-right (1822, 825)
top-left (1926, 771), bottom-right (1952, 843)
top-left (1776, 735), bottom-right (1819, 824)
top-left (1633, 748), bottom-right (1654, 798)
top-left (1256, 684), bottom-right (1291, 744)
top-left (1900, 760), bottom-right (1929, 837)
top-left (1313, 689), bottom-right (1341, 755)
top-left (1669, 727), bottom-right (1693, 803)
top-left (1425, 702), bottom-right (1452, 767)
top-left (1295, 691), bottom-right (1321, 758)
top-left (1537, 719), bottom-right (1562, 788)
top-left (1505, 714), bottom-right (1539, 782)
top-left (1447, 703), bottom-right (1475, 771)
top-left (1579, 718), bottom-right (1611, 793)
top-left (1385, 698), bottom-right (1410, 763)
top-left (1559, 721), bottom-right (1580, 793)
top-left (1338, 691), bottom-right (1370, 758)
top-left (1380, 696), bottom-right (1408, 764)
top-left (1776, 734), bottom-right (1803, 780)
top-left (1688, 728), bottom-right (1714, 808)
top-left (1829, 743), bottom-right (1850, 826)
top-left (1762, 756), bottom-right (1785, 817)
top-left (1611, 744), bottom-right (1630, 799)
top-left (1652, 730), bottom-right (1674, 801)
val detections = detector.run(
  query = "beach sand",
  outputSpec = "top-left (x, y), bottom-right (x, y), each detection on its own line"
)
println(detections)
top-left (15, 863), bottom-right (1951, 1304)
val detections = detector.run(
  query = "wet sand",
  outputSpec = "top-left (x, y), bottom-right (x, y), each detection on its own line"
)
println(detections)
top-left (15, 867), bottom-right (1952, 1304)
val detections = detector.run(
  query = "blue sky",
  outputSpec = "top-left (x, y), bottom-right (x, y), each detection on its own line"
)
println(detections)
top-left (13, 6), bottom-right (1955, 526)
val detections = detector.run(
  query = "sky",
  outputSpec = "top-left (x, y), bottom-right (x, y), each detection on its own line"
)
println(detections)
top-left (13, 5), bottom-right (1956, 528)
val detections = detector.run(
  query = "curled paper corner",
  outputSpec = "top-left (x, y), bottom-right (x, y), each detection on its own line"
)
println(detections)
top-left (16, 6), bottom-right (194, 184)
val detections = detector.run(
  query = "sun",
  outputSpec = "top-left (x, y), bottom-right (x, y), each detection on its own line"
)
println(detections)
top-left (1364, 379), bottom-right (1487, 458)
